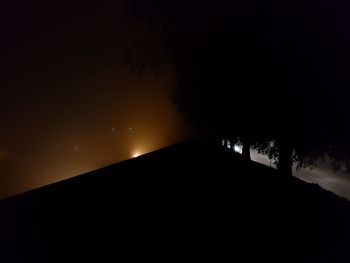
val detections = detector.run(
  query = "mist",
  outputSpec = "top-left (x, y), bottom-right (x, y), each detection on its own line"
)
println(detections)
top-left (0, 65), bottom-right (187, 199)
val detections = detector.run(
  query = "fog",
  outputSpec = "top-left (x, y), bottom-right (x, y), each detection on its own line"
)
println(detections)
top-left (250, 146), bottom-right (350, 200)
top-left (0, 66), bottom-right (187, 199)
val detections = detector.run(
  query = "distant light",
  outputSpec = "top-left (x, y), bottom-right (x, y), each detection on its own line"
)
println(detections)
top-left (128, 127), bottom-right (133, 131)
top-left (132, 152), bottom-right (141, 158)
top-left (234, 145), bottom-right (242, 154)
top-left (73, 146), bottom-right (79, 151)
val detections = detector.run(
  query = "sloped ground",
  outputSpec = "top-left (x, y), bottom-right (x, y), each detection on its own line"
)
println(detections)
top-left (250, 148), bottom-right (350, 201)
top-left (0, 139), bottom-right (350, 262)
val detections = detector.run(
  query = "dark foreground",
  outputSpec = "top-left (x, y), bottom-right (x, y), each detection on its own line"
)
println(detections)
top-left (1, 139), bottom-right (350, 262)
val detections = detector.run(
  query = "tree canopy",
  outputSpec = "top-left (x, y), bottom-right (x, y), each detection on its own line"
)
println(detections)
top-left (129, 0), bottom-right (350, 175)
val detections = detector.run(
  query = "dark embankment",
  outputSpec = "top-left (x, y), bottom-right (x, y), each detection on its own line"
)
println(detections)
top-left (0, 139), bottom-right (350, 262)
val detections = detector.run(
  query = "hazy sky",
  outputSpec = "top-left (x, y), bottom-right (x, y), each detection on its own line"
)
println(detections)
top-left (0, 1), bottom-right (187, 199)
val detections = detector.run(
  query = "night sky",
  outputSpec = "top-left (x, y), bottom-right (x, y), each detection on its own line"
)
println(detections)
top-left (0, 1), bottom-right (187, 198)
top-left (2, 0), bottom-right (350, 199)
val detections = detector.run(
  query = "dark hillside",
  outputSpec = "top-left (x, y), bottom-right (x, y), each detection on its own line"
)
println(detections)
top-left (0, 139), bottom-right (350, 262)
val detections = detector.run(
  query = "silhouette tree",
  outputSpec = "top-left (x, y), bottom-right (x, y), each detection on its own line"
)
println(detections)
top-left (129, 0), bottom-right (350, 175)
top-left (129, 0), bottom-right (297, 168)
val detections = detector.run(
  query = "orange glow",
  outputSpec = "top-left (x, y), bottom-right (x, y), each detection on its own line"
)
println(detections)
top-left (132, 152), bottom-right (141, 158)
top-left (0, 66), bottom-right (189, 200)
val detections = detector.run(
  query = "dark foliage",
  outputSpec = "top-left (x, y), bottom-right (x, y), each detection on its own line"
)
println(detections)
top-left (129, 0), bottom-right (350, 174)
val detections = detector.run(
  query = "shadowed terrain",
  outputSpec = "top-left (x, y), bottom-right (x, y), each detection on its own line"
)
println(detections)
top-left (1, 139), bottom-right (350, 262)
